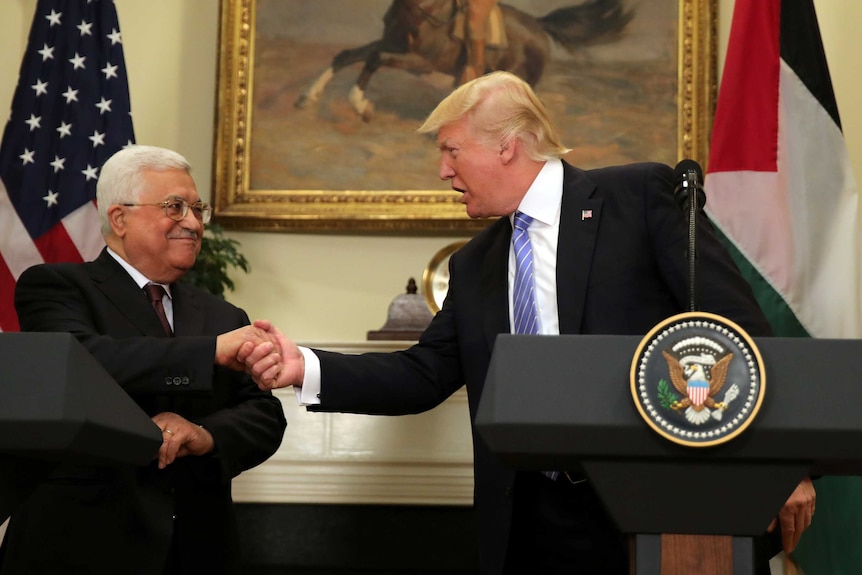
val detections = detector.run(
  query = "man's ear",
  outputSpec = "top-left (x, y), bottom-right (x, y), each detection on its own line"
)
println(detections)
top-left (499, 138), bottom-right (517, 165)
top-left (107, 205), bottom-right (127, 237)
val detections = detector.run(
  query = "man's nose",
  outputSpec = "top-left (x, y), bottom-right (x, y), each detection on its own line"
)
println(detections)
top-left (439, 159), bottom-right (455, 180)
top-left (180, 206), bottom-right (203, 230)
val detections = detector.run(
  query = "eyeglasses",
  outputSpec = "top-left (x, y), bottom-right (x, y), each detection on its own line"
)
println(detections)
top-left (120, 196), bottom-right (212, 224)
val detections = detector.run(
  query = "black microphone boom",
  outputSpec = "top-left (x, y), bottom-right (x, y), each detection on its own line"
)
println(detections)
top-left (673, 159), bottom-right (706, 211)
top-left (672, 159), bottom-right (705, 313)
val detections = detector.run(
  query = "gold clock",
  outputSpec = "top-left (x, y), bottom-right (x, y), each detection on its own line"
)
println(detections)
top-left (422, 241), bottom-right (467, 313)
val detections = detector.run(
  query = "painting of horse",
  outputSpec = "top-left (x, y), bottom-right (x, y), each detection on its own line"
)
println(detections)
top-left (296, 0), bottom-right (634, 120)
top-left (248, 0), bottom-right (680, 194)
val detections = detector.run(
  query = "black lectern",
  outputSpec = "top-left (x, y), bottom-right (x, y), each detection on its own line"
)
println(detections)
top-left (476, 334), bottom-right (862, 574)
top-left (1, 333), bottom-right (162, 522)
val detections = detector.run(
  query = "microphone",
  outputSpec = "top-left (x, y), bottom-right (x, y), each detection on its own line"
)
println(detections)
top-left (673, 159), bottom-right (705, 312)
top-left (673, 159), bottom-right (706, 211)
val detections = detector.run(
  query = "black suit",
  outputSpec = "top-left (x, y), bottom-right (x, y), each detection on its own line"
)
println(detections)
top-left (311, 162), bottom-right (772, 574)
top-left (2, 249), bottom-right (287, 575)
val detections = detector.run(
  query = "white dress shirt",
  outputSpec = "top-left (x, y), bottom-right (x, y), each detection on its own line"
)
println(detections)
top-left (508, 159), bottom-right (563, 336)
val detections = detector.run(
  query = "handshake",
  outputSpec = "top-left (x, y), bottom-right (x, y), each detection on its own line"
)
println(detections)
top-left (215, 319), bottom-right (303, 390)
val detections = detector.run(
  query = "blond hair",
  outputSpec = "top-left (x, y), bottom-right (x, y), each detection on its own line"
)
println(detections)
top-left (418, 71), bottom-right (570, 161)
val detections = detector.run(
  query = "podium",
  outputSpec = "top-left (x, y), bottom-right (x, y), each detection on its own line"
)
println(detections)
top-left (475, 334), bottom-right (862, 574)
top-left (0, 333), bottom-right (163, 522)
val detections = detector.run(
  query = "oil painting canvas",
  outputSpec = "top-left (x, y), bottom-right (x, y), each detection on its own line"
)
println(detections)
top-left (214, 0), bottom-right (714, 232)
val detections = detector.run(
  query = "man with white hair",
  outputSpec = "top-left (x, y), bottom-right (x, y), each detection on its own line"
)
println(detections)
top-left (2, 145), bottom-right (287, 574)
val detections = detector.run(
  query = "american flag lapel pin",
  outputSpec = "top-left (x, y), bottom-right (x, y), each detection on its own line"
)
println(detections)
top-left (581, 209), bottom-right (593, 221)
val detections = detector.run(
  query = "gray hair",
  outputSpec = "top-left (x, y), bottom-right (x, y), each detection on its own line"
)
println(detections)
top-left (97, 145), bottom-right (192, 236)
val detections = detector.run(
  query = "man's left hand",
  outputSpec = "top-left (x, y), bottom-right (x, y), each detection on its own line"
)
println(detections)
top-left (768, 476), bottom-right (816, 552)
top-left (151, 412), bottom-right (215, 469)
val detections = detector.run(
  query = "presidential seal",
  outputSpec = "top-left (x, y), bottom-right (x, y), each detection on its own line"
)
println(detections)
top-left (630, 312), bottom-right (765, 447)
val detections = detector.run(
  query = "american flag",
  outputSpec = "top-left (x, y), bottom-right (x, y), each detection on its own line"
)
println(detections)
top-left (0, 0), bottom-right (134, 332)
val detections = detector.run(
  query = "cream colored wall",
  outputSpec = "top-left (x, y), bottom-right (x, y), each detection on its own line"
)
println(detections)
top-left (2, 0), bottom-right (859, 343)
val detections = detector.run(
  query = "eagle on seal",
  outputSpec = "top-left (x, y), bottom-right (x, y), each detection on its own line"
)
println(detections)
top-left (662, 350), bottom-right (738, 425)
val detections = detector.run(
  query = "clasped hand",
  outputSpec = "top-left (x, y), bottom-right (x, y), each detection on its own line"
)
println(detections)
top-left (216, 320), bottom-right (303, 390)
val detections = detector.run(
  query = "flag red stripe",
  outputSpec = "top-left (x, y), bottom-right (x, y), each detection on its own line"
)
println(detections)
top-left (0, 255), bottom-right (20, 332)
top-left (707, 0), bottom-right (781, 174)
top-left (33, 224), bottom-right (85, 265)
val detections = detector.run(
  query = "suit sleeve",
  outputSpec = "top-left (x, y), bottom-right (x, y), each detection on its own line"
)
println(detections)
top-left (312, 256), bottom-right (466, 416)
top-left (14, 263), bottom-right (218, 395)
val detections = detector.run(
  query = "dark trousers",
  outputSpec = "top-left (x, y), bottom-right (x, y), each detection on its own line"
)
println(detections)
top-left (503, 472), bottom-right (628, 575)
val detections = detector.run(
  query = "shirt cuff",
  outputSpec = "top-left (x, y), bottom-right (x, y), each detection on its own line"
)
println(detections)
top-left (296, 346), bottom-right (321, 406)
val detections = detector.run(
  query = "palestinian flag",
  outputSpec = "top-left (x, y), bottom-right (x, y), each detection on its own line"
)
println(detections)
top-left (704, 0), bottom-right (862, 572)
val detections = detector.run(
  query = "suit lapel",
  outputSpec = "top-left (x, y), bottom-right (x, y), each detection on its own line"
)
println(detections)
top-left (479, 217), bottom-right (512, 349)
top-left (89, 249), bottom-right (167, 337)
top-left (171, 282), bottom-right (205, 336)
top-left (556, 163), bottom-right (602, 335)
top-left (482, 219), bottom-right (512, 350)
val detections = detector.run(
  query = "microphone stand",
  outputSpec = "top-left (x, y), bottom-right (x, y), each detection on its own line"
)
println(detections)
top-left (686, 182), bottom-right (698, 312)
top-left (674, 163), bottom-right (705, 313)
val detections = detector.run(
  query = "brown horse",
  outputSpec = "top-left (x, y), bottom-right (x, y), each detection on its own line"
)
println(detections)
top-left (296, 0), bottom-right (634, 120)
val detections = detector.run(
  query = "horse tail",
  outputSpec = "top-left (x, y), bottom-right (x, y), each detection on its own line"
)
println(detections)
top-left (538, 0), bottom-right (635, 52)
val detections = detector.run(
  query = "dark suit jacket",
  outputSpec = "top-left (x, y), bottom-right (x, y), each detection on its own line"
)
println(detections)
top-left (2, 248), bottom-right (287, 575)
top-left (311, 162), bottom-right (772, 575)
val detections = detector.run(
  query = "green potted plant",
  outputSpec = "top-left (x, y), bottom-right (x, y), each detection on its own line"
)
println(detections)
top-left (185, 224), bottom-right (250, 298)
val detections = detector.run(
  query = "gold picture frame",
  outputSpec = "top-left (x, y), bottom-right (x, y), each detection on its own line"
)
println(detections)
top-left (213, 0), bottom-right (716, 233)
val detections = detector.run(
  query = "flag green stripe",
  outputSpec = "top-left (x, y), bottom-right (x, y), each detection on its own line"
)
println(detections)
top-left (715, 228), bottom-right (809, 338)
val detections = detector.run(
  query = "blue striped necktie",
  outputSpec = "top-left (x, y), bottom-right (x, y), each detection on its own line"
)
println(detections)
top-left (512, 211), bottom-right (539, 335)
top-left (513, 212), bottom-right (562, 482)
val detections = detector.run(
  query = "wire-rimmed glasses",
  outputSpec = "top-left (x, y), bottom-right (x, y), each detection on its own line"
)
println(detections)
top-left (120, 196), bottom-right (212, 224)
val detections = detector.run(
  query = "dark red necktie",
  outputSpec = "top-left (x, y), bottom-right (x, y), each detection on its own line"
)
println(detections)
top-left (144, 283), bottom-right (173, 336)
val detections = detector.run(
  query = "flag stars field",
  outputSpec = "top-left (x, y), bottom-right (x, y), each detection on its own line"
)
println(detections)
top-left (25, 115), bottom-right (41, 131)
top-left (31, 79), bottom-right (48, 96)
top-left (101, 63), bottom-right (118, 79)
top-left (45, 9), bottom-right (61, 26)
top-left (77, 20), bottom-right (93, 36)
top-left (62, 88), bottom-right (78, 103)
top-left (69, 53), bottom-right (86, 69)
top-left (0, 0), bottom-right (136, 332)
top-left (49, 156), bottom-right (65, 172)
top-left (81, 165), bottom-right (98, 181)
top-left (89, 130), bottom-right (105, 147)
top-left (42, 190), bottom-right (58, 207)
top-left (37, 44), bottom-right (53, 61)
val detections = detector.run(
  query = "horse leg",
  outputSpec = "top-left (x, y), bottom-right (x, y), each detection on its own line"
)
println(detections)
top-left (348, 51), bottom-right (383, 121)
top-left (347, 51), bottom-right (455, 120)
top-left (296, 40), bottom-right (382, 109)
